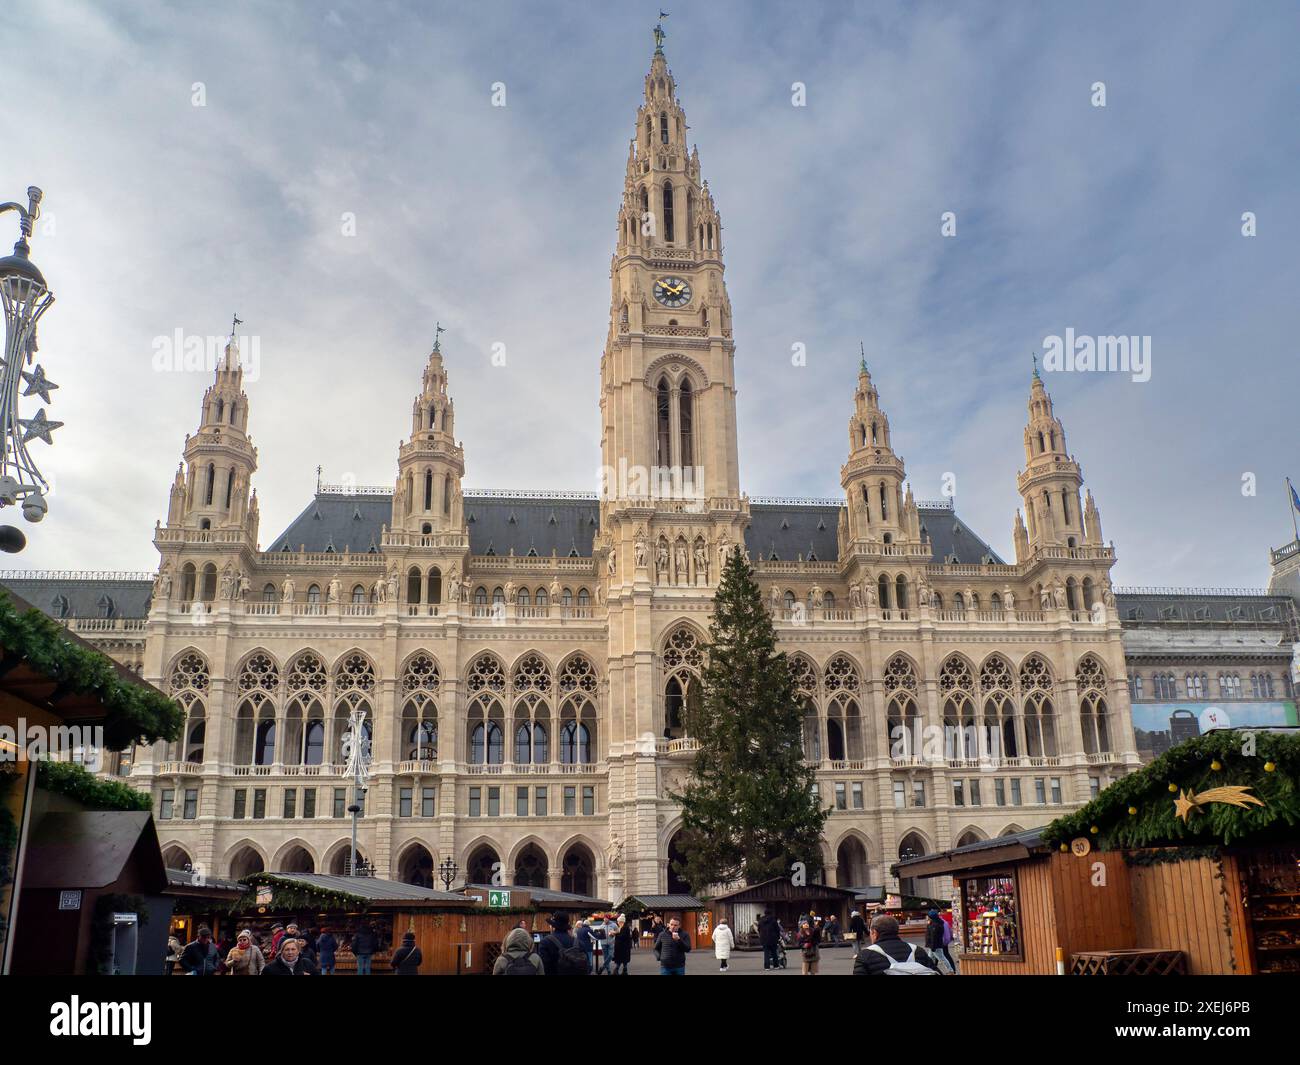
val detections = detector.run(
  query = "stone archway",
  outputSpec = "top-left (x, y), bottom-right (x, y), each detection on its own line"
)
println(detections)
top-left (560, 842), bottom-right (595, 896)
top-left (398, 843), bottom-right (435, 887)
top-left (835, 835), bottom-right (869, 888)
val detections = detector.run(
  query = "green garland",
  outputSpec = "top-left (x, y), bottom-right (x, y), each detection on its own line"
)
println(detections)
top-left (229, 873), bottom-right (370, 914)
top-left (0, 588), bottom-right (182, 749)
top-left (36, 759), bottom-right (151, 812)
top-left (86, 893), bottom-right (149, 975)
top-left (1043, 731), bottom-right (1300, 851)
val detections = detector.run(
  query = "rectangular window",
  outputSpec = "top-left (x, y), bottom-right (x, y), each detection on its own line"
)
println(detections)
top-left (253, 788), bottom-right (266, 820)
top-left (1035, 778), bottom-right (1047, 805)
top-left (913, 780), bottom-right (926, 808)
top-left (969, 779), bottom-right (981, 807)
top-left (1011, 778), bottom-right (1022, 806)
top-left (303, 788), bottom-right (316, 819)
top-left (535, 786), bottom-right (548, 817)
top-left (183, 788), bottom-right (198, 819)
top-left (893, 781), bottom-right (905, 809)
top-left (233, 788), bottom-right (247, 819)
top-left (582, 786), bottom-right (595, 816)
top-left (488, 787), bottom-right (500, 817)
top-left (952, 780), bottom-right (965, 807)
top-left (469, 787), bottom-right (481, 817)
top-left (283, 788), bottom-right (296, 819)
top-left (1089, 776), bottom-right (1101, 799)
top-left (959, 875), bottom-right (1022, 957)
top-left (517, 786), bottom-right (529, 817)
top-left (159, 788), bottom-right (174, 820)
top-left (399, 787), bottom-right (413, 818)
top-left (1050, 777), bottom-right (1062, 804)
top-left (995, 779), bottom-right (1006, 807)
top-left (422, 787), bottom-right (436, 818)
top-left (835, 782), bottom-right (847, 810)
top-left (851, 782), bottom-right (864, 810)
top-left (333, 788), bottom-right (346, 818)
top-left (564, 786), bottom-right (576, 816)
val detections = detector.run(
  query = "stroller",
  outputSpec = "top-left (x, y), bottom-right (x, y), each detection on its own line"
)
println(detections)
top-left (774, 930), bottom-right (791, 969)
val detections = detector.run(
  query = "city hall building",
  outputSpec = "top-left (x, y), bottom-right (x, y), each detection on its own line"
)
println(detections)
top-left (1, 41), bottom-right (1147, 901)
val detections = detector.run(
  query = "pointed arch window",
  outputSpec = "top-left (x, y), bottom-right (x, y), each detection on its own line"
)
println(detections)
top-left (879, 483), bottom-right (888, 520)
top-left (424, 471), bottom-right (433, 511)
top-left (204, 463), bottom-right (215, 506)
top-left (656, 377), bottom-right (671, 466)
top-left (660, 111), bottom-right (669, 144)
top-left (679, 378), bottom-right (693, 468)
top-left (662, 181), bottom-right (675, 242)
top-left (443, 474), bottom-right (451, 515)
top-left (225, 469), bottom-right (235, 509)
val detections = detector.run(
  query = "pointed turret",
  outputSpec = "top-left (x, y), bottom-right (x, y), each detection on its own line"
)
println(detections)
top-left (1016, 364), bottom-right (1085, 551)
top-left (393, 328), bottom-right (466, 539)
top-left (840, 355), bottom-right (911, 547)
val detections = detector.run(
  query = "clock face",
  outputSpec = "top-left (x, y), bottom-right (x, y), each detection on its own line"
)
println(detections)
top-left (653, 276), bottom-right (692, 308)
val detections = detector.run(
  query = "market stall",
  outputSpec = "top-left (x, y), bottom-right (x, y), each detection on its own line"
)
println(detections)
top-left (707, 878), bottom-right (859, 947)
top-left (893, 728), bottom-right (1300, 975)
top-left (617, 892), bottom-right (710, 947)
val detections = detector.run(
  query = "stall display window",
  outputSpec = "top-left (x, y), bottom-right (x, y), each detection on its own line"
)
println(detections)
top-left (960, 874), bottom-right (1021, 957)
top-left (1244, 845), bottom-right (1300, 974)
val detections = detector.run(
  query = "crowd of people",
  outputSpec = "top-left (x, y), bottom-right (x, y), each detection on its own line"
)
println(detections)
top-left (166, 919), bottom-right (401, 976)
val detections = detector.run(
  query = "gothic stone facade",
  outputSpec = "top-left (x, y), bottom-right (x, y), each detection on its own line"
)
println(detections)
top-left (5, 45), bottom-right (1142, 900)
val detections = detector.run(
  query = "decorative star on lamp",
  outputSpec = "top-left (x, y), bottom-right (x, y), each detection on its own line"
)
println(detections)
top-left (19, 409), bottom-right (63, 445)
top-left (20, 364), bottom-right (57, 403)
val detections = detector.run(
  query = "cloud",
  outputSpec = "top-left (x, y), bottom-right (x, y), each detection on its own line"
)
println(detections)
top-left (1, 0), bottom-right (1296, 589)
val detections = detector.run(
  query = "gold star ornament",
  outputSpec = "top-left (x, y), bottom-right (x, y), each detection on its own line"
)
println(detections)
top-left (1173, 785), bottom-right (1265, 823)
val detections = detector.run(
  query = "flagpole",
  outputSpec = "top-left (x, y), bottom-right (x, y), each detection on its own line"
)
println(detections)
top-left (1288, 478), bottom-right (1300, 543)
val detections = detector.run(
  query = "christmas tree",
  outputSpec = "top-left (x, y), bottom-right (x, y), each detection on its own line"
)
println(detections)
top-left (671, 547), bottom-right (829, 890)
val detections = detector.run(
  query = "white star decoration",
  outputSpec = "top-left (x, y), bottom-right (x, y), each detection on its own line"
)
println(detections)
top-left (21, 364), bottom-right (57, 403)
top-left (19, 408), bottom-right (63, 444)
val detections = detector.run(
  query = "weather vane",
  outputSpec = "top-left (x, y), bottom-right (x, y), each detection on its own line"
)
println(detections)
top-left (231, 312), bottom-right (243, 337)
top-left (434, 321), bottom-right (445, 351)
top-left (654, 11), bottom-right (668, 54)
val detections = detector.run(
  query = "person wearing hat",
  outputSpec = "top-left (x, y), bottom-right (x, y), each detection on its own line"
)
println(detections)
top-left (537, 912), bottom-right (585, 975)
top-left (849, 910), bottom-right (869, 956)
top-left (179, 925), bottom-right (221, 976)
top-left (224, 928), bottom-right (266, 975)
top-left (267, 923), bottom-right (286, 959)
top-left (262, 936), bottom-right (316, 975)
top-left (391, 930), bottom-right (423, 975)
top-left (926, 909), bottom-right (955, 972)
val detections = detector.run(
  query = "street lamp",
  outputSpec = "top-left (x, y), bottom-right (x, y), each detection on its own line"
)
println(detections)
top-left (439, 857), bottom-right (458, 892)
top-left (340, 705), bottom-right (372, 877)
top-left (0, 186), bottom-right (58, 549)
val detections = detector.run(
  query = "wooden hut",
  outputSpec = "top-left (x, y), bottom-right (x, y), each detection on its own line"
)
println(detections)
top-left (617, 892), bottom-right (709, 947)
top-left (708, 878), bottom-right (858, 945)
top-left (894, 728), bottom-right (1300, 975)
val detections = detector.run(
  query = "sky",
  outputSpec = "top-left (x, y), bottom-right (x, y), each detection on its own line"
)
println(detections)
top-left (1, 0), bottom-right (1296, 588)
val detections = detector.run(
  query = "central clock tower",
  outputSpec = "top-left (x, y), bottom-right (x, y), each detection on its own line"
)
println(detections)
top-left (599, 33), bottom-right (750, 895)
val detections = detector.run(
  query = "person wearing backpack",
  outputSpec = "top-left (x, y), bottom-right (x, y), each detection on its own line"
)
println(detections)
top-left (538, 912), bottom-right (587, 975)
top-left (853, 914), bottom-right (940, 975)
top-left (493, 926), bottom-right (544, 975)
top-left (390, 931), bottom-right (423, 975)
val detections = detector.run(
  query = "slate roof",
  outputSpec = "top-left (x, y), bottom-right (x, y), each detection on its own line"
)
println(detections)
top-left (1116, 591), bottom-right (1297, 628)
top-left (0, 574), bottom-right (154, 619)
top-left (256, 872), bottom-right (467, 904)
top-left (462, 883), bottom-right (613, 908)
top-left (617, 893), bottom-right (706, 910)
top-left (267, 492), bottom-right (1002, 565)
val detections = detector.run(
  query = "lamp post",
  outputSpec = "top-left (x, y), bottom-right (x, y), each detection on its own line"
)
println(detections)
top-left (439, 857), bottom-right (458, 892)
top-left (0, 186), bottom-right (58, 551)
top-left (340, 705), bottom-right (372, 877)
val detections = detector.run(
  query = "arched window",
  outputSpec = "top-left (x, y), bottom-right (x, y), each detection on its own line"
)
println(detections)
top-left (679, 379), bottom-right (693, 467)
top-left (204, 463), bottom-right (215, 506)
top-left (879, 483), bottom-right (888, 520)
top-left (660, 111), bottom-right (669, 144)
top-left (559, 699), bottom-right (596, 764)
top-left (656, 377), bottom-right (671, 466)
top-left (200, 563), bottom-right (217, 603)
top-left (877, 573), bottom-right (890, 609)
top-left (307, 584), bottom-right (321, 604)
top-left (225, 469), bottom-right (235, 509)
top-left (662, 626), bottom-right (703, 738)
top-left (895, 575), bottom-right (908, 610)
top-left (662, 181), bottom-right (674, 242)
top-left (351, 584), bottom-right (366, 604)
top-left (427, 567), bottom-right (442, 604)
top-left (443, 474), bottom-right (451, 514)
top-left (424, 470), bottom-right (433, 511)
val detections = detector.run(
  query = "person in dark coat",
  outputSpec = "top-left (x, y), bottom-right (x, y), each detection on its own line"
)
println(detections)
top-left (757, 912), bottom-right (782, 971)
top-left (262, 937), bottom-right (316, 975)
top-left (611, 918), bottom-right (633, 975)
top-left (925, 909), bottom-right (956, 972)
top-left (653, 917), bottom-right (691, 975)
top-left (316, 927), bottom-right (338, 975)
top-left (537, 912), bottom-right (580, 976)
top-left (853, 915), bottom-right (940, 975)
top-left (849, 910), bottom-right (869, 955)
top-left (179, 925), bottom-right (221, 976)
top-left (350, 921), bottom-right (377, 975)
top-left (391, 931), bottom-right (423, 975)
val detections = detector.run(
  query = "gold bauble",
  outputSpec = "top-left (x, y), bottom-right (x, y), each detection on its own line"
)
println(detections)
top-left (1264, 762), bottom-right (1276, 772)
top-left (1211, 760), bottom-right (1222, 771)
top-left (1128, 806), bottom-right (1138, 815)
top-left (1168, 783), bottom-right (1178, 793)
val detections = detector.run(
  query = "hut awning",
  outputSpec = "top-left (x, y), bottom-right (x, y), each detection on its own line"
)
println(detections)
top-left (708, 877), bottom-right (859, 904)
top-left (618, 893), bottom-right (705, 910)
top-left (247, 872), bottom-right (469, 908)
top-left (891, 829), bottom-right (1049, 879)
top-left (23, 810), bottom-right (166, 892)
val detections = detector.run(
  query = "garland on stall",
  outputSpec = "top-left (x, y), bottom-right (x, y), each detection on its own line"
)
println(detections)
top-left (1043, 730), bottom-right (1300, 851)
top-left (86, 893), bottom-right (149, 975)
top-left (229, 873), bottom-right (370, 915)
top-left (0, 589), bottom-right (182, 749)
top-left (36, 759), bottom-right (151, 812)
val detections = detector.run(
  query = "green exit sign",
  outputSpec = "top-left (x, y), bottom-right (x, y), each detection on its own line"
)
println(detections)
top-left (488, 889), bottom-right (511, 909)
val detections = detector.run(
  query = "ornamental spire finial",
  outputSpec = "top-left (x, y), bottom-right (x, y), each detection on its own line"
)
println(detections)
top-left (653, 11), bottom-right (668, 55)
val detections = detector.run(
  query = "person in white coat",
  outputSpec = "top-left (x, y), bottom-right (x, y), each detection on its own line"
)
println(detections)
top-left (712, 919), bottom-right (736, 971)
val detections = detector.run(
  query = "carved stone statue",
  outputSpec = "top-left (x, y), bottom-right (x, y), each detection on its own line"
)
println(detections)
top-left (657, 540), bottom-right (670, 577)
top-left (1039, 585), bottom-right (1052, 610)
top-left (237, 572), bottom-right (251, 600)
top-left (219, 568), bottom-right (233, 601)
top-left (373, 578), bottom-right (387, 603)
top-left (607, 834), bottom-right (624, 871)
top-left (674, 542), bottom-right (687, 580)
top-left (693, 543), bottom-right (707, 583)
top-left (717, 535), bottom-right (730, 569)
top-left (607, 548), bottom-right (616, 577)
top-left (1101, 579), bottom-right (1115, 607)
top-left (327, 576), bottom-right (342, 603)
top-left (1003, 587), bottom-right (1015, 612)
top-left (917, 574), bottom-right (932, 606)
top-left (809, 583), bottom-right (822, 608)
top-left (866, 581), bottom-right (877, 607)
top-left (595, 583), bottom-right (604, 605)
top-left (770, 584), bottom-right (781, 610)
top-left (849, 582), bottom-right (862, 609)
top-left (1052, 579), bottom-right (1067, 608)
top-left (634, 538), bottom-right (647, 569)
top-left (549, 577), bottom-right (562, 603)
top-left (504, 580), bottom-right (516, 604)
top-left (461, 577), bottom-right (471, 603)
top-left (282, 577), bottom-right (295, 602)
top-left (156, 568), bottom-right (173, 599)
top-left (387, 566), bottom-right (399, 602)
